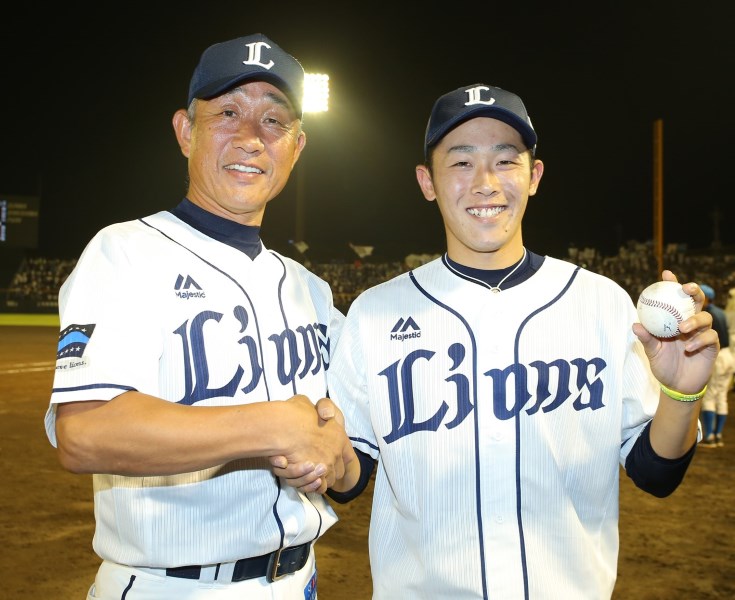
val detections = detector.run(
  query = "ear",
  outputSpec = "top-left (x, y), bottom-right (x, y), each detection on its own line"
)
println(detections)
top-left (291, 130), bottom-right (307, 168)
top-left (415, 165), bottom-right (437, 202)
top-left (172, 109), bottom-right (193, 158)
top-left (528, 159), bottom-right (545, 196)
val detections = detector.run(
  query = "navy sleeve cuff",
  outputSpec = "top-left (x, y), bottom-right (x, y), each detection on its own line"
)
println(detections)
top-left (624, 421), bottom-right (697, 498)
top-left (326, 449), bottom-right (376, 504)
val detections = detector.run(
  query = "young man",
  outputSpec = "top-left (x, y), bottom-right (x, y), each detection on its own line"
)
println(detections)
top-left (277, 83), bottom-right (718, 599)
top-left (45, 33), bottom-right (354, 599)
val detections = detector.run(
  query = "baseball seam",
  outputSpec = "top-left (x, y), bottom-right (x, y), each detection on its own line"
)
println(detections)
top-left (638, 296), bottom-right (688, 322)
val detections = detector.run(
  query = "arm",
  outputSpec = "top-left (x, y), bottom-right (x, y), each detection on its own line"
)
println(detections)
top-left (624, 421), bottom-right (696, 497)
top-left (632, 270), bottom-right (719, 459)
top-left (55, 392), bottom-right (352, 486)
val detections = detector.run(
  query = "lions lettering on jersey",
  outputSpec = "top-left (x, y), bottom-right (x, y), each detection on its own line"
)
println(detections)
top-left (381, 341), bottom-right (606, 443)
top-left (174, 306), bottom-right (330, 405)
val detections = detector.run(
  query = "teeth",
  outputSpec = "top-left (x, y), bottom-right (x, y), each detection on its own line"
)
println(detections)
top-left (225, 164), bottom-right (262, 173)
top-left (467, 207), bottom-right (504, 217)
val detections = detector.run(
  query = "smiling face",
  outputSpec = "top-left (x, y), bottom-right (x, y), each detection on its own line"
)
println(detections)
top-left (416, 117), bottom-right (544, 269)
top-left (172, 80), bottom-right (305, 226)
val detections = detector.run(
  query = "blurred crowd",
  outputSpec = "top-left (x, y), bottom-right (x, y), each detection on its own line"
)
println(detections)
top-left (4, 240), bottom-right (735, 315)
top-left (3, 256), bottom-right (77, 312)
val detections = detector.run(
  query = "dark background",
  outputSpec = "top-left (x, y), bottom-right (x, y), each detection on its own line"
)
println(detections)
top-left (3, 3), bottom-right (734, 263)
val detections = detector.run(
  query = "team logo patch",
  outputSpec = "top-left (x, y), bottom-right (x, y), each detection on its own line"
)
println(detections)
top-left (57, 324), bottom-right (96, 360)
top-left (390, 317), bottom-right (421, 341)
top-left (174, 274), bottom-right (206, 299)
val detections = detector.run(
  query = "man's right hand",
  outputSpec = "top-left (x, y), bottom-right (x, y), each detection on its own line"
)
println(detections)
top-left (272, 397), bottom-right (357, 494)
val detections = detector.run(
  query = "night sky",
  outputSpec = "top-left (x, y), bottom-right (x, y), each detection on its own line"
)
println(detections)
top-left (4, 4), bottom-right (734, 263)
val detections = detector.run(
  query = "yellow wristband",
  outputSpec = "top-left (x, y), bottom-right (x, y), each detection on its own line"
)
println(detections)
top-left (659, 383), bottom-right (707, 402)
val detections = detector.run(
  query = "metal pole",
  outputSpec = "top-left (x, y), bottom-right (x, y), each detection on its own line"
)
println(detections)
top-left (653, 119), bottom-right (664, 275)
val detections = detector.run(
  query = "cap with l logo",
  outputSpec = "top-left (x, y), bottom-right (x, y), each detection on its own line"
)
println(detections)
top-left (187, 33), bottom-right (305, 117)
top-left (424, 84), bottom-right (537, 159)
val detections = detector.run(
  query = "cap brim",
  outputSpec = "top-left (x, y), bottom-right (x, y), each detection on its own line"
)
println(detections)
top-left (426, 105), bottom-right (537, 153)
top-left (190, 73), bottom-right (302, 117)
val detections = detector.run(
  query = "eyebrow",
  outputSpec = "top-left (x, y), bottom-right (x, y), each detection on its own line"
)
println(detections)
top-left (263, 91), bottom-right (292, 111)
top-left (447, 143), bottom-right (522, 153)
top-left (223, 86), bottom-right (293, 111)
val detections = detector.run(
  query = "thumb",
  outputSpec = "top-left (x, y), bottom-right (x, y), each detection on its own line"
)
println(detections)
top-left (317, 398), bottom-right (336, 420)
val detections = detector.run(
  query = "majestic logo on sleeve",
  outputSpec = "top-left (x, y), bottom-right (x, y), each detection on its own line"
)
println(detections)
top-left (380, 342), bottom-right (606, 443)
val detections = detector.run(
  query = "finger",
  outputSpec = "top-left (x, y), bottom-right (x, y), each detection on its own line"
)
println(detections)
top-left (683, 328), bottom-right (720, 353)
top-left (273, 461), bottom-right (316, 479)
top-left (298, 478), bottom-right (325, 494)
top-left (322, 466), bottom-right (337, 489)
top-left (632, 321), bottom-right (654, 343)
top-left (275, 467), bottom-right (324, 489)
top-left (269, 455), bottom-right (288, 469)
top-left (661, 270), bottom-right (677, 283)
top-left (289, 475), bottom-right (323, 491)
top-left (680, 281), bottom-right (705, 309)
top-left (679, 310), bottom-right (713, 337)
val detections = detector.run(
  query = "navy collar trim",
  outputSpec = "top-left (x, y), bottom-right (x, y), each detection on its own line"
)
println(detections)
top-left (170, 198), bottom-right (262, 260)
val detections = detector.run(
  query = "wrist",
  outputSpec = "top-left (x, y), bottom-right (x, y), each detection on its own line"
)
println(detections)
top-left (659, 383), bottom-right (707, 402)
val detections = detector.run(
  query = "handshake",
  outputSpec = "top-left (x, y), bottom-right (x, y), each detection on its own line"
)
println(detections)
top-left (270, 395), bottom-right (358, 495)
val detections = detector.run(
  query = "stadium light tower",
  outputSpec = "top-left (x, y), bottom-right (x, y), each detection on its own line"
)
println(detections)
top-left (303, 73), bottom-right (330, 112)
top-left (295, 73), bottom-right (330, 246)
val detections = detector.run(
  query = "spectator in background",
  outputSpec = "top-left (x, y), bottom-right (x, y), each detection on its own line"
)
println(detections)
top-left (699, 284), bottom-right (735, 447)
top-left (724, 287), bottom-right (735, 348)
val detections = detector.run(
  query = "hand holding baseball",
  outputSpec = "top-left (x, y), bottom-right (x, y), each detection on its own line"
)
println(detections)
top-left (632, 271), bottom-right (718, 395)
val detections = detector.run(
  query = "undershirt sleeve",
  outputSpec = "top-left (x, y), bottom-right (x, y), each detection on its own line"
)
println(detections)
top-left (326, 449), bottom-right (376, 504)
top-left (624, 421), bottom-right (697, 498)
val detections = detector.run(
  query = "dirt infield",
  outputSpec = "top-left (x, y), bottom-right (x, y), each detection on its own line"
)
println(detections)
top-left (2, 326), bottom-right (733, 599)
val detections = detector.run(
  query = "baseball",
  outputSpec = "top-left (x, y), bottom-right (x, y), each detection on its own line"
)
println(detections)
top-left (636, 281), bottom-right (696, 338)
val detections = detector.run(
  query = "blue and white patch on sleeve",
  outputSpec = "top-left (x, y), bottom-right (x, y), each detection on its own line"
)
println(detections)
top-left (57, 324), bottom-right (96, 360)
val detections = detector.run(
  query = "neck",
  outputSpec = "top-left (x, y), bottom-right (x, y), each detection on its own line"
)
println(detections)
top-left (446, 242), bottom-right (525, 270)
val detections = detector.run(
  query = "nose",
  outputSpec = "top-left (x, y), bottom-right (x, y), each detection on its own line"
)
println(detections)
top-left (473, 166), bottom-right (499, 196)
top-left (233, 122), bottom-right (265, 154)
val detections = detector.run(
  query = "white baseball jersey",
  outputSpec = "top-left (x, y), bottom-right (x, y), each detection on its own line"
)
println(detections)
top-left (44, 209), bottom-right (343, 568)
top-left (328, 254), bottom-right (659, 600)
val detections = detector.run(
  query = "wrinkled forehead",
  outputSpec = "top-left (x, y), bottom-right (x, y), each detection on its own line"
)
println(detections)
top-left (199, 80), bottom-right (300, 119)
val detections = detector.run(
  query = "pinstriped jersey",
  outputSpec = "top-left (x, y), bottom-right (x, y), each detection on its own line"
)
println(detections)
top-left (44, 210), bottom-right (343, 567)
top-left (328, 255), bottom-right (659, 600)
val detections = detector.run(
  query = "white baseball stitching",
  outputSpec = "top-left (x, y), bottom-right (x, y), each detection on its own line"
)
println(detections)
top-left (638, 295), bottom-right (690, 322)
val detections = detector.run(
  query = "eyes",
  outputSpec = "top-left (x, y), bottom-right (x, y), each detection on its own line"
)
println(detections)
top-left (449, 157), bottom-right (521, 169)
top-left (218, 108), bottom-right (290, 130)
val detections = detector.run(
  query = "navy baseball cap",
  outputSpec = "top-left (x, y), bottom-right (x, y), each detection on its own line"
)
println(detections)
top-left (424, 83), bottom-right (537, 159)
top-left (187, 33), bottom-right (304, 117)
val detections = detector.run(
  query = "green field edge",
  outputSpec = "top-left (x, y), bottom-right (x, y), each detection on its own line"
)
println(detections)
top-left (0, 314), bottom-right (60, 327)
